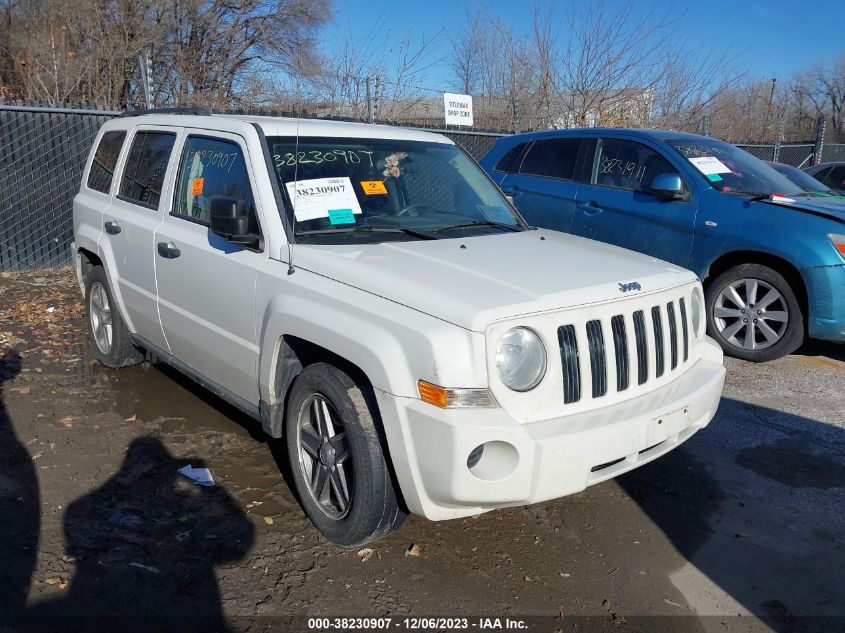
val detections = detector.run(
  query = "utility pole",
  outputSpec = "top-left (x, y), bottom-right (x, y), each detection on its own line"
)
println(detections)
top-left (366, 76), bottom-right (373, 123)
top-left (138, 53), bottom-right (152, 110)
top-left (373, 76), bottom-right (380, 123)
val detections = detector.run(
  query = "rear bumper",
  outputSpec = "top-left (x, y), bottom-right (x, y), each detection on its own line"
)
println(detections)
top-left (376, 337), bottom-right (725, 521)
top-left (804, 264), bottom-right (845, 342)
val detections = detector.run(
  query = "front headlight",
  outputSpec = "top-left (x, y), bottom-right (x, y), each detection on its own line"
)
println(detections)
top-left (690, 287), bottom-right (704, 338)
top-left (496, 327), bottom-right (547, 391)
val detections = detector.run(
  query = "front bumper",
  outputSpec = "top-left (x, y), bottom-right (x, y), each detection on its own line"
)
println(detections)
top-left (804, 264), bottom-right (845, 342)
top-left (376, 337), bottom-right (725, 521)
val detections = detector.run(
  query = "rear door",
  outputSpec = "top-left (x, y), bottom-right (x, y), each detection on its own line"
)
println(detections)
top-left (154, 132), bottom-right (268, 403)
top-left (571, 137), bottom-right (698, 267)
top-left (499, 137), bottom-right (584, 233)
top-left (103, 126), bottom-right (179, 350)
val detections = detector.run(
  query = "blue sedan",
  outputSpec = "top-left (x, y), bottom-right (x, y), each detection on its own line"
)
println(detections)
top-left (481, 129), bottom-right (845, 361)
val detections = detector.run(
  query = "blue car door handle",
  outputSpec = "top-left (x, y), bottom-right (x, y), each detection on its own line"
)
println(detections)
top-left (577, 201), bottom-right (602, 215)
top-left (501, 185), bottom-right (522, 197)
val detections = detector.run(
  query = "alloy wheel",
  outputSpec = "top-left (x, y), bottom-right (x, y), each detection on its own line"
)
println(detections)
top-left (89, 281), bottom-right (113, 354)
top-left (713, 278), bottom-right (789, 351)
top-left (296, 394), bottom-right (353, 519)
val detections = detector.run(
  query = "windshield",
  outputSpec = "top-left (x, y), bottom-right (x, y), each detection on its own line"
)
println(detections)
top-left (267, 136), bottom-right (525, 244)
top-left (667, 139), bottom-right (804, 197)
top-left (768, 162), bottom-right (834, 194)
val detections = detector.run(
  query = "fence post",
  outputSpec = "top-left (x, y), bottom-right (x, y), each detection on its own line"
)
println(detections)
top-left (773, 118), bottom-right (785, 163)
top-left (812, 115), bottom-right (826, 165)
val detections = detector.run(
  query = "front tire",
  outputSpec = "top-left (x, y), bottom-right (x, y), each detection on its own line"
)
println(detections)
top-left (84, 266), bottom-right (143, 368)
top-left (705, 263), bottom-right (804, 362)
top-left (285, 363), bottom-right (406, 547)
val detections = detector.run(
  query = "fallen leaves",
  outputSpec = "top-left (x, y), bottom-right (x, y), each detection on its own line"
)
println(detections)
top-left (357, 548), bottom-right (375, 562)
top-left (405, 543), bottom-right (420, 557)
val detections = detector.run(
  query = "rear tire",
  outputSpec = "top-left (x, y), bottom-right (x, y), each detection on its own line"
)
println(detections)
top-left (705, 263), bottom-right (804, 362)
top-left (84, 266), bottom-right (143, 368)
top-left (285, 362), bottom-right (406, 547)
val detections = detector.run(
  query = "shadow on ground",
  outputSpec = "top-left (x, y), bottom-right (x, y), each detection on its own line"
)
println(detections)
top-left (0, 353), bottom-right (256, 632)
top-left (618, 396), bottom-right (845, 631)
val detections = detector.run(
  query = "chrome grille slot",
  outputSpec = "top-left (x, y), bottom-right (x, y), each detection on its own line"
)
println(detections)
top-left (633, 310), bottom-right (648, 385)
top-left (679, 298), bottom-right (689, 361)
top-left (651, 305), bottom-right (665, 378)
top-left (586, 320), bottom-right (607, 398)
top-left (558, 325), bottom-right (581, 404)
top-left (611, 315), bottom-right (629, 392)
top-left (667, 301), bottom-right (678, 370)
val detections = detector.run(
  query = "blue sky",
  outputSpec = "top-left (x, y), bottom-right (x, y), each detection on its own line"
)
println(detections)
top-left (321, 0), bottom-right (843, 91)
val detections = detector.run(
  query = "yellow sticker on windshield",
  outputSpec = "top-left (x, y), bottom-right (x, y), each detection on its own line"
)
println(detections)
top-left (360, 180), bottom-right (387, 196)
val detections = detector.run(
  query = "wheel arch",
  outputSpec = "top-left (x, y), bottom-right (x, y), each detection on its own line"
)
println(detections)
top-left (260, 334), bottom-right (380, 440)
top-left (75, 247), bottom-right (102, 292)
top-left (702, 250), bottom-right (809, 324)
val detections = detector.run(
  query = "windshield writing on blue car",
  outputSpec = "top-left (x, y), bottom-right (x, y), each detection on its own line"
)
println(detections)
top-left (668, 139), bottom-right (803, 197)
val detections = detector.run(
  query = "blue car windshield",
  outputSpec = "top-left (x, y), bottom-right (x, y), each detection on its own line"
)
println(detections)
top-left (267, 136), bottom-right (524, 244)
top-left (667, 139), bottom-right (804, 197)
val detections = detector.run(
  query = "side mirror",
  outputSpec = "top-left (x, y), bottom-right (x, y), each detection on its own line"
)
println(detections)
top-left (650, 173), bottom-right (686, 201)
top-left (210, 197), bottom-right (261, 249)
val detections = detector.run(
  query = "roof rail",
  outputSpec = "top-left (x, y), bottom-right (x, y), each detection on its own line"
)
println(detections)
top-left (119, 107), bottom-right (212, 118)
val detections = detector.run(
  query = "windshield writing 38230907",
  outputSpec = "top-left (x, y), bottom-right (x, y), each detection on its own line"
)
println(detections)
top-left (274, 150), bottom-right (375, 169)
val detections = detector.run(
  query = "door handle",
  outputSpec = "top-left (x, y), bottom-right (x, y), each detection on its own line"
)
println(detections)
top-left (501, 185), bottom-right (522, 197)
top-left (576, 201), bottom-right (603, 215)
top-left (104, 221), bottom-right (121, 235)
top-left (157, 242), bottom-right (181, 259)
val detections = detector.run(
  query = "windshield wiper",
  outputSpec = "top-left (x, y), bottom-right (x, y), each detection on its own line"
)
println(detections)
top-left (295, 224), bottom-right (438, 240)
top-left (434, 220), bottom-right (522, 233)
top-left (726, 190), bottom-right (772, 201)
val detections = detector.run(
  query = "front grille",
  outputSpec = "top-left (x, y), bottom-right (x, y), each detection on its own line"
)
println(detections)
top-left (667, 302), bottom-right (678, 370)
top-left (633, 310), bottom-right (648, 385)
top-left (679, 298), bottom-right (689, 361)
top-left (558, 325), bottom-right (581, 404)
top-left (586, 320), bottom-right (607, 398)
top-left (611, 315), bottom-right (629, 392)
top-left (557, 292), bottom-right (693, 407)
top-left (652, 305), bottom-right (665, 378)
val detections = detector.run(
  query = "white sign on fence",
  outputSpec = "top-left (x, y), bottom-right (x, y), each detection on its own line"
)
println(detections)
top-left (443, 93), bottom-right (473, 126)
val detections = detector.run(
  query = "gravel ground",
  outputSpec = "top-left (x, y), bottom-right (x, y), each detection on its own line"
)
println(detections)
top-left (1, 268), bottom-right (843, 633)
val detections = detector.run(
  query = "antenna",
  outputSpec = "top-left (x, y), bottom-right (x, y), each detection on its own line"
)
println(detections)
top-left (287, 112), bottom-right (300, 275)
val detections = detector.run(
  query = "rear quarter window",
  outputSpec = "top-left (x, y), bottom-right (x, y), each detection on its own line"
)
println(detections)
top-left (119, 131), bottom-right (177, 208)
top-left (87, 131), bottom-right (126, 194)
top-left (494, 143), bottom-right (528, 172)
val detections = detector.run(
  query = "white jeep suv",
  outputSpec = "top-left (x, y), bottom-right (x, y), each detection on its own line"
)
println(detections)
top-left (72, 111), bottom-right (725, 546)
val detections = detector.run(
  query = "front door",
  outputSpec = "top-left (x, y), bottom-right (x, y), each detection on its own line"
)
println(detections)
top-left (571, 137), bottom-right (698, 267)
top-left (154, 132), bottom-right (268, 403)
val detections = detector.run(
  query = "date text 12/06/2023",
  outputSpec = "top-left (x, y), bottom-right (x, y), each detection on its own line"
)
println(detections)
top-left (306, 617), bottom-right (530, 630)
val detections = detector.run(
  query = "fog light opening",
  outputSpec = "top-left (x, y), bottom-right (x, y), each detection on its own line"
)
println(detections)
top-left (466, 444), bottom-right (484, 469)
top-left (467, 441), bottom-right (519, 481)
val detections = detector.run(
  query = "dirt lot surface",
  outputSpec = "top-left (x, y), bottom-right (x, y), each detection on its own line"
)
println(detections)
top-left (1, 268), bottom-right (843, 632)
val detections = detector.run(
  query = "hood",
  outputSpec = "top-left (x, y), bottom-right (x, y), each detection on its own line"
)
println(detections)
top-left (291, 229), bottom-right (697, 331)
top-left (757, 196), bottom-right (845, 223)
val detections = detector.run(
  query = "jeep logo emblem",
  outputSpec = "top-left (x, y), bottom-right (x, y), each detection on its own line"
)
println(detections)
top-left (618, 281), bottom-right (642, 293)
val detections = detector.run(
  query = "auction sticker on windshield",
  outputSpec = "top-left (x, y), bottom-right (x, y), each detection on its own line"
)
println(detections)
top-left (688, 156), bottom-right (732, 175)
top-left (286, 177), bottom-right (362, 222)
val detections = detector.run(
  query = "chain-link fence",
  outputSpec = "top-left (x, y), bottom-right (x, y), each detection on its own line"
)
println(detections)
top-left (1, 102), bottom-right (844, 271)
top-left (1, 104), bottom-right (118, 270)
